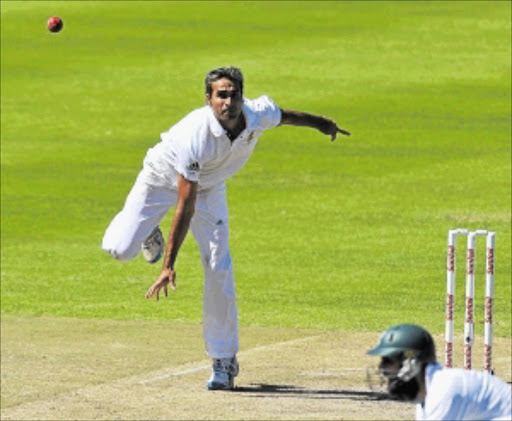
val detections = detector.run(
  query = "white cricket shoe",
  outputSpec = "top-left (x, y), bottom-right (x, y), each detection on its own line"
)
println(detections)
top-left (141, 226), bottom-right (164, 263)
top-left (207, 357), bottom-right (239, 390)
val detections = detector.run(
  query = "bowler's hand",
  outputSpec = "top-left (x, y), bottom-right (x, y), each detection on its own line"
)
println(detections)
top-left (145, 268), bottom-right (176, 300)
top-left (319, 118), bottom-right (351, 141)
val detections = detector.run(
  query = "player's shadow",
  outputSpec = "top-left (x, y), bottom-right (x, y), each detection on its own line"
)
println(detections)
top-left (233, 383), bottom-right (394, 401)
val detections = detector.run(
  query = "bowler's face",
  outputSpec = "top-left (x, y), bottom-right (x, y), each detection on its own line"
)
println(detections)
top-left (207, 78), bottom-right (243, 126)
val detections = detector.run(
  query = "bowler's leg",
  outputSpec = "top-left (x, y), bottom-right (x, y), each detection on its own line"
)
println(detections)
top-left (191, 184), bottom-right (239, 390)
top-left (191, 184), bottom-right (239, 359)
top-left (102, 168), bottom-right (176, 261)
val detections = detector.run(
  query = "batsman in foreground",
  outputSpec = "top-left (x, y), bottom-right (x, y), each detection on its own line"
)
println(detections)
top-left (102, 66), bottom-right (350, 390)
top-left (367, 324), bottom-right (512, 420)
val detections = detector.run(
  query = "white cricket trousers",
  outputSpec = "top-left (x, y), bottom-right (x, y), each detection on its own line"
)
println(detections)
top-left (102, 165), bottom-right (239, 359)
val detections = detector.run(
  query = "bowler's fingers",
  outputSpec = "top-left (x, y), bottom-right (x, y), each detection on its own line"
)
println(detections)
top-left (170, 272), bottom-right (177, 290)
top-left (145, 283), bottom-right (161, 300)
top-left (145, 286), bottom-right (155, 300)
top-left (329, 126), bottom-right (351, 142)
top-left (338, 127), bottom-right (351, 136)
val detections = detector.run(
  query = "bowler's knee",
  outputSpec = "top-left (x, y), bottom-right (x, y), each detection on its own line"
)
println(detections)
top-left (103, 248), bottom-right (135, 262)
top-left (102, 237), bottom-right (139, 262)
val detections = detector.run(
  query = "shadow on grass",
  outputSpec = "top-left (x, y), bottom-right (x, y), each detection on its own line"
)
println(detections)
top-left (233, 383), bottom-right (395, 401)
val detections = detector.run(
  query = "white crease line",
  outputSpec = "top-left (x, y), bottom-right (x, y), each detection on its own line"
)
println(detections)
top-left (138, 333), bottom-right (326, 386)
top-left (240, 333), bottom-right (326, 355)
top-left (305, 368), bottom-right (367, 372)
top-left (138, 364), bottom-right (211, 385)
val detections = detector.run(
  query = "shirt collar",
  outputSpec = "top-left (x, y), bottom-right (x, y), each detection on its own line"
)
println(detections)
top-left (206, 106), bottom-right (226, 137)
top-left (242, 99), bottom-right (258, 131)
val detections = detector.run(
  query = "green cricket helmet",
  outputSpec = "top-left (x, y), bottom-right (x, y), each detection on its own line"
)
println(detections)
top-left (367, 324), bottom-right (436, 364)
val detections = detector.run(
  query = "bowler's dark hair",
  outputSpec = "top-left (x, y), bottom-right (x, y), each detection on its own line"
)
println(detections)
top-left (205, 67), bottom-right (244, 96)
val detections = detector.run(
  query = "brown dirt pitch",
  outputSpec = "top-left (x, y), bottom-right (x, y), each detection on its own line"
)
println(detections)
top-left (1, 316), bottom-right (511, 420)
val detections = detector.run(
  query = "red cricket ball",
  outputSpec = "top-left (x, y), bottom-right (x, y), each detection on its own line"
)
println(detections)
top-left (47, 16), bottom-right (63, 33)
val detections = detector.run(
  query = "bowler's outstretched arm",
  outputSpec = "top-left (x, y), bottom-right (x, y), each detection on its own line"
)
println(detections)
top-left (279, 109), bottom-right (351, 141)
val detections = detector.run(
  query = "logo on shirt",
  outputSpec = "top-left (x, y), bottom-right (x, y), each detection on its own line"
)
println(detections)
top-left (187, 162), bottom-right (200, 172)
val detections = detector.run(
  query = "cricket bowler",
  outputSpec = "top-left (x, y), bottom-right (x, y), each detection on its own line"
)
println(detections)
top-left (102, 66), bottom-right (350, 390)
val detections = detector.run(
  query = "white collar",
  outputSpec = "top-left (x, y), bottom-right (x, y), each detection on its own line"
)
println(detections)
top-left (242, 100), bottom-right (258, 131)
top-left (206, 107), bottom-right (226, 137)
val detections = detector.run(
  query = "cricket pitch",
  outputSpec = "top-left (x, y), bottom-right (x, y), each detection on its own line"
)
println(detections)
top-left (1, 316), bottom-right (511, 420)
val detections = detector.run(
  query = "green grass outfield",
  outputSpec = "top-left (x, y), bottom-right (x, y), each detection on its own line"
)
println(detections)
top-left (1, 1), bottom-right (511, 339)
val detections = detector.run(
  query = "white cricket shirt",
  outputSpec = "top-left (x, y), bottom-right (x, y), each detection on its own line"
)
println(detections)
top-left (416, 363), bottom-right (512, 420)
top-left (144, 95), bottom-right (281, 189)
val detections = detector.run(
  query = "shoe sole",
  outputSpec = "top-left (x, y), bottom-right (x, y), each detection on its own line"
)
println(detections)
top-left (142, 229), bottom-right (164, 263)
